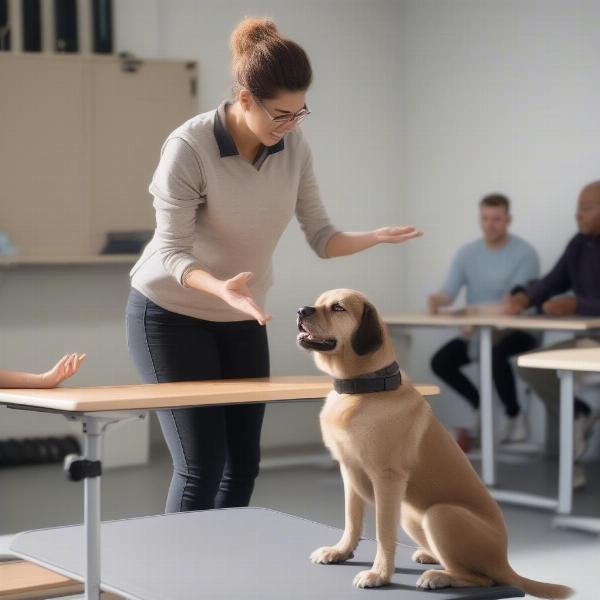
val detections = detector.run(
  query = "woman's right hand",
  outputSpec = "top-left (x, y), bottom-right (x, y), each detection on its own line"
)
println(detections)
top-left (219, 272), bottom-right (272, 325)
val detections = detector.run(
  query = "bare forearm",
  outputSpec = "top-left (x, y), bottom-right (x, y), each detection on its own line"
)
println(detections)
top-left (0, 370), bottom-right (44, 388)
top-left (325, 232), bottom-right (377, 258)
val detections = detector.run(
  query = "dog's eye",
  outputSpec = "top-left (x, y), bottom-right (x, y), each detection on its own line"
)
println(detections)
top-left (331, 303), bottom-right (345, 312)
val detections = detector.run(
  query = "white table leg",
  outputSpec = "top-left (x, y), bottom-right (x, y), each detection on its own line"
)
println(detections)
top-left (557, 370), bottom-right (574, 515)
top-left (67, 411), bottom-right (147, 600)
top-left (553, 515), bottom-right (600, 534)
top-left (83, 417), bottom-right (102, 600)
top-left (479, 325), bottom-right (495, 486)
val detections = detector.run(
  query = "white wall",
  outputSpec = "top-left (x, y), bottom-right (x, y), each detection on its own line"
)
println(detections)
top-left (400, 0), bottom-right (600, 433)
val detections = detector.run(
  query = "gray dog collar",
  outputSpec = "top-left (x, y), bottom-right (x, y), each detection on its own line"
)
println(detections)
top-left (333, 361), bottom-right (402, 395)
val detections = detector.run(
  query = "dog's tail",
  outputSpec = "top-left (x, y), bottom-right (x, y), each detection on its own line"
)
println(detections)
top-left (498, 566), bottom-right (573, 599)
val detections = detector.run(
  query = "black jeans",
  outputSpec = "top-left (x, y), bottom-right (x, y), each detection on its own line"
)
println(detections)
top-left (430, 331), bottom-right (538, 417)
top-left (126, 288), bottom-right (268, 513)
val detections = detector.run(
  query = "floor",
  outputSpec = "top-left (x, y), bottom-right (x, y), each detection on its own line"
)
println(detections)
top-left (1, 446), bottom-right (599, 599)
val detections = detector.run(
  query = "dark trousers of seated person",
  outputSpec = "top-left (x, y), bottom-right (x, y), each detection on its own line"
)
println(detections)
top-left (431, 330), bottom-right (538, 417)
top-left (126, 288), bottom-right (268, 513)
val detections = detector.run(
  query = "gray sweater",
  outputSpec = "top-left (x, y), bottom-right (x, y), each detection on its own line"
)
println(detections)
top-left (130, 102), bottom-right (339, 321)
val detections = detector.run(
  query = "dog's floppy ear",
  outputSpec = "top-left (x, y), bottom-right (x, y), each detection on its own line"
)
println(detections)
top-left (351, 302), bottom-right (383, 356)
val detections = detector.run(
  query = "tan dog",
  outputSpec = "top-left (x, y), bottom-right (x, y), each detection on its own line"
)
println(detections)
top-left (297, 288), bottom-right (572, 598)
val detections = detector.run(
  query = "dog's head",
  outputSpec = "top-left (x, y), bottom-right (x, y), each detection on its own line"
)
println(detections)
top-left (296, 288), bottom-right (394, 378)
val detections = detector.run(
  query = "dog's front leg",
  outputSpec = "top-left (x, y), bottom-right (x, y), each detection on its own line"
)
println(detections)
top-left (310, 464), bottom-right (364, 564)
top-left (353, 475), bottom-right (405, 588)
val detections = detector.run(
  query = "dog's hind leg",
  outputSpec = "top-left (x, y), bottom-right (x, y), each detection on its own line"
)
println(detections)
top-left (310, 464), bottom-right (365, 565)
top-left (401, 506), bottom-right (439, 564)
top-left (412, 548), bottom-right (439, 564)
top-left (417, 503), bottom-right (504, 590)
top-left (417, 568), bottom-right (493, 589)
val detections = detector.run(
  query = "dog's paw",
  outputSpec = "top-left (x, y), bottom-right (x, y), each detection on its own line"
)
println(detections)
top-left (353, 569), bottom-right (389, 588)
top-left (416, 569), bottom-right (451, 589)
top-left (411, 549), bottom-right (438, 564)
top-left (310, 546), bottom-right (354, 564)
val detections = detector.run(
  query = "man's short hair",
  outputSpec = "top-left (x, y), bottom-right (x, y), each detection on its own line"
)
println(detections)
top-left (480, 193), bottom-right (510, 213)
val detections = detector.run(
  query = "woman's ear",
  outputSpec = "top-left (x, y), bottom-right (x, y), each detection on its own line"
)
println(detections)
top-left (351, 302), bottom-right (383, 356)
top-left (238, 89), bottom-right (252, 112)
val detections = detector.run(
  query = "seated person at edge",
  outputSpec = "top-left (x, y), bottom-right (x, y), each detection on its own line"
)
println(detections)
top-left (428, 193), bottom-right (540, 444)
top-left (508, 180), bottom-right (600, 480)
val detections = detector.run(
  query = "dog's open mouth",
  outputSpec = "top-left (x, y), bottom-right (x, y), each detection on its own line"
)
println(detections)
top-left (297, 320), bottom-right (337, 351)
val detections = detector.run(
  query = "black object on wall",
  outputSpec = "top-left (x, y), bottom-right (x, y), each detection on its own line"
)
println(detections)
top-left (0, 0), bottom-right (10, 51)
top-left (92, 0), bottom-right (112, 53)
top-left (22, 0), bottom-right (41, 52)
top-left (54, 0), bottom-right (78, 52)
top-left (0, 435), bottom-right (81, 467)
top-left (101, 230), bottom-right (153, 255)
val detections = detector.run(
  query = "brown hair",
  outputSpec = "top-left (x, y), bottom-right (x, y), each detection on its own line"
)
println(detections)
top-left (230, 17), bottom-right (312, 100)
top-left (480, 193), bottom-right (510, 213)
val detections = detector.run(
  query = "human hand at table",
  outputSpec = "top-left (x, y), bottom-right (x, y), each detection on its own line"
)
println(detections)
top-left (427, 292), bottom-right (450, 315)
top-left (542, 296), bottom-right (577, 316)
top-left (502, 292), bottom-right (530, 315)
top-left (218, 272), bottom-right (272, 326)
top-left (40, 353), bottom-right (87, 388)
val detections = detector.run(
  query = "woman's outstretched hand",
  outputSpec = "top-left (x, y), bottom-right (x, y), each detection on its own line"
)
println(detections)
top-left (372, 226), bottom-right (423, 244)
top-left (219, 272), bottom-right (272, 326)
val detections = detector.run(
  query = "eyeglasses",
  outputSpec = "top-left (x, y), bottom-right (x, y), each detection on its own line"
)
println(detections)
top-left (255, 98), bottom-right (311, 126)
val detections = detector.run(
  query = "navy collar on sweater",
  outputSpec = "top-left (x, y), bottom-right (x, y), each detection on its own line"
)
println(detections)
top-left (213, 101), bottom-right (285, 158)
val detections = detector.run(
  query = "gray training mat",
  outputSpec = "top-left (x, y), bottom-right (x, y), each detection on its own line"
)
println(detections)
top-left (10, 507), bottom-right (524, 600)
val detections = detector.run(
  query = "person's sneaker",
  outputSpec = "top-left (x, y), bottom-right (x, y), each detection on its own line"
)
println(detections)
top-left (500, 412), bottom-right (528, 444)
top-left (573, 464), bottom-right (587, 490)
top-left (574, 413), bottom-right (596, 460)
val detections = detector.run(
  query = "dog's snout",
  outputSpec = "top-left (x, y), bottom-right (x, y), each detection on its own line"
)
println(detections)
top-left (297, 306), bottom-right (316, 318)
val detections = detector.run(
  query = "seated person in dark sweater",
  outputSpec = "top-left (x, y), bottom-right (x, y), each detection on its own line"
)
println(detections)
top-left (508, 180), bottom-right (600, 477)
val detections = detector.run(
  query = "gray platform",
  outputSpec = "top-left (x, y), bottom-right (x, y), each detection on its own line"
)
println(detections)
top-left (10, 507), bottom-right (524, 599)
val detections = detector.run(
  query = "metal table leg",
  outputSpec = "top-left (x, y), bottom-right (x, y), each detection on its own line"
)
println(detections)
top-left (479, 325), bottom-right (495, 486)
top-left (551, 369), bottom-right (600, 532)
top-left (557, 370), bottom-right (574, 515)
top-left (553, 515), bottom-right (600, 534)
top-left (83, 417), bottom-right (102, 600)
top-left (486, 368), bottom-right (582, 515)
top-left (66, 411), bottom-right (147, 600)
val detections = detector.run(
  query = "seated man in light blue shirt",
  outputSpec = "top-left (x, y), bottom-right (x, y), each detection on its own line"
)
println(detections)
top-left (428, 194), bottom-right (540, 444)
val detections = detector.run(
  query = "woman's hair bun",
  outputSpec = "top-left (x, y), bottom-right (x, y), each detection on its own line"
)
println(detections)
top-left (230, 17), bottom-right (279, 59)
top-left (229, 16), bottom-right (312, 98)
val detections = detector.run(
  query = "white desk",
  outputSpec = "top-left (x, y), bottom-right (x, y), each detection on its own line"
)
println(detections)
top-left (518, 347), bottom-right (600, 533)
top-left (0, 377), bottom-right (439, 600)
top-left (384, 313), bottom-right (600, 511)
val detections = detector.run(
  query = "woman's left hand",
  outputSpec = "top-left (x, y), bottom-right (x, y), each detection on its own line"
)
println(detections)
top-left (372, 226), bottom-right (423, 244)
